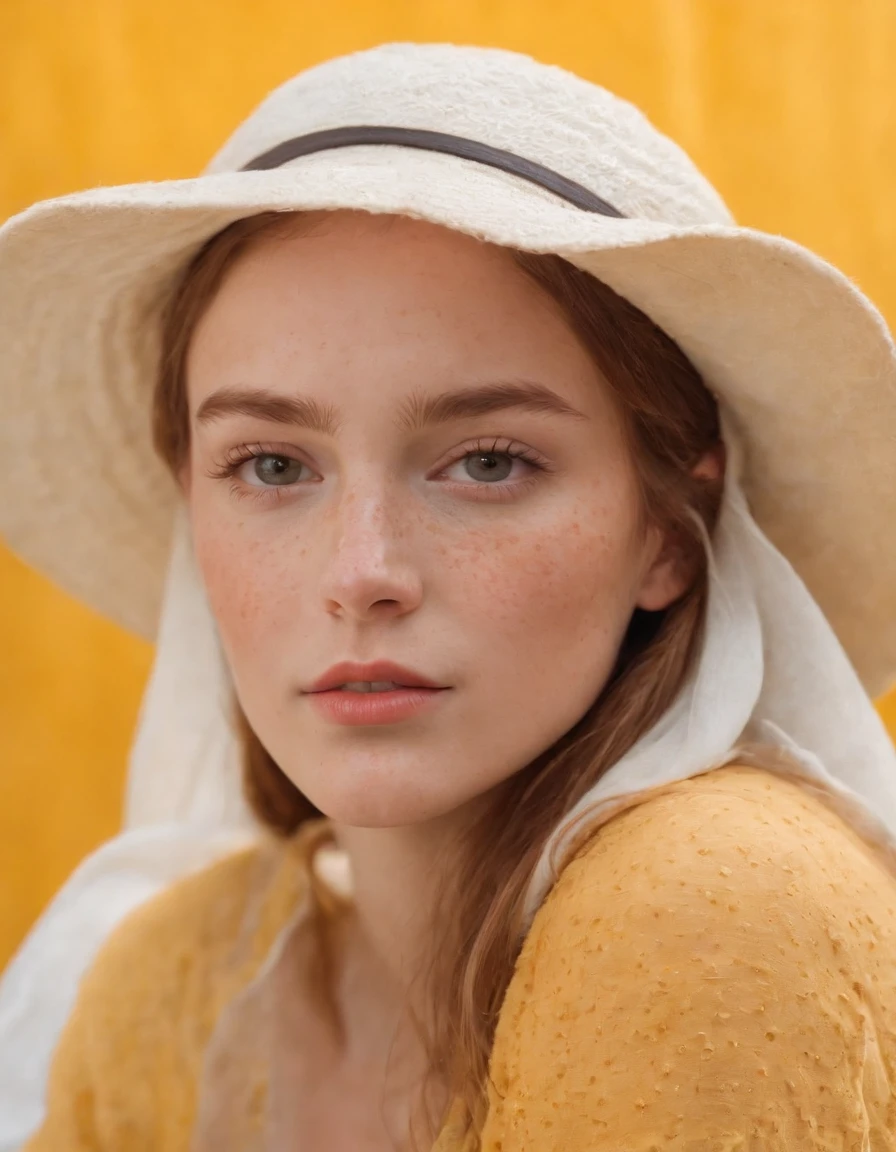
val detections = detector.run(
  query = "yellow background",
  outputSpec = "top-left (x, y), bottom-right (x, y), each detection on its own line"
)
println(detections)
top-left (2, 0), bottom-right (896, 969)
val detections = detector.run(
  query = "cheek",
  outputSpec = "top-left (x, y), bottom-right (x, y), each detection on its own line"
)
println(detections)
top-left (430, 487), bottom-right (645, 791)
top-left (455, 495), bottom-right (641, 662)
top-left (190, 510), bottom-right (305, 668)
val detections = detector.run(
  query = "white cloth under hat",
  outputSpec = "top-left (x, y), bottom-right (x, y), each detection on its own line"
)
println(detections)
top-left (1, 41), bottom-right (895, 1149)
top-left (527, 410), bottom-right (896, 921)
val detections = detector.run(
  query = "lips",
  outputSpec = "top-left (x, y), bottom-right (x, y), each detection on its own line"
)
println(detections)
top-left (307, 659), bottom-right (446, 693)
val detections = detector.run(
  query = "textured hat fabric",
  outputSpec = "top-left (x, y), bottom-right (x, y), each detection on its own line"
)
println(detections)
top-left (0, 41), bottom-right (894, 692)
top-left (3, 41), bottom-right (896, 1147)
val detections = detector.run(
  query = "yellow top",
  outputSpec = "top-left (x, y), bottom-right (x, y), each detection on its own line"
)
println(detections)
top-left (25, 765), bottom-right (896, 1150)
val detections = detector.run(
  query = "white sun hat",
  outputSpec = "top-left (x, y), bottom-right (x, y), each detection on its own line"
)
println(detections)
top-left (0, 40), bottom-right (895, 689)
top-left (1, 41), bottom-right (896, 1148)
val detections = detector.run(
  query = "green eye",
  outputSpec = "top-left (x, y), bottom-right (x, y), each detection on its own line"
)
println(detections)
top-left (463, 452), bottom-right (515, 482)
top-left (252, 454), bottom-right (305, 486)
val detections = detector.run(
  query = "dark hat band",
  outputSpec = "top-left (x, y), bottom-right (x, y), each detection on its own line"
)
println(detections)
top-left (240, 125), bottom-right (625, 218)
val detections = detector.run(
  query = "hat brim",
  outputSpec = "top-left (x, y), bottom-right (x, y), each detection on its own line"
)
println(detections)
top-left (1, 147), bottom-right (894, 694)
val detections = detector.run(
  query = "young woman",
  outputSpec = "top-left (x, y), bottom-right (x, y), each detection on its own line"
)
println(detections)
top-left (2, 41), bottom-right (896, 1152)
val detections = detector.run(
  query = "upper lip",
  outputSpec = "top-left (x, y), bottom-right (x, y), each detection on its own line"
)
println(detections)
top-left (306, 660), bottom-right (448, 693)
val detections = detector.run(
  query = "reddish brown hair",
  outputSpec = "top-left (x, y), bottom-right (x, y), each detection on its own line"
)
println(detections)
top-left (154, 211), bottom-right (726, 1146)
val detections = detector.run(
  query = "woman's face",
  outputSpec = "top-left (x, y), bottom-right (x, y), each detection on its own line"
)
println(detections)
top-left (184, 210), bottom-right (687, 828)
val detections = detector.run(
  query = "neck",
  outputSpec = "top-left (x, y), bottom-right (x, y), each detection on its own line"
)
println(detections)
top-left (322, 794), bottom-right (501, 1147)
top-left (331, 794), bottom-right (489, 1004)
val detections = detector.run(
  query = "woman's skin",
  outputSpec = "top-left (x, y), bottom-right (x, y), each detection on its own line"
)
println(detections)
top-left (181, 210), bottom-right (717, 1123)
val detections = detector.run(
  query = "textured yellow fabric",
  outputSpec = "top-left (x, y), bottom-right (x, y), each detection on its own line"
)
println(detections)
top-left (26, 835), bottom-right (311, 1150)
top-left (3, 0), bottom-right (896, 973)
top-left (479, 766), bottom-right (896, 1149)
top-left (25, 766), bottom-right (896, 1149)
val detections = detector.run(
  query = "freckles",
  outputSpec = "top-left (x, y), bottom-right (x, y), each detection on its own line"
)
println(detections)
top-left (234, 588), bottom-right (263, 628)
top-left (198, 535), bottom-right (286, 641)
top-left (529, 521), bottom-right (624, 622)
top-left (432, 502), bottom-right (627, 625)
top-left (206, 563), bottom-right (261, 634)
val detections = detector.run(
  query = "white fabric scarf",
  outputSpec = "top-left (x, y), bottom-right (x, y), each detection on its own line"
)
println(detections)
top-left (1, 409), bottom-right (895, 1149)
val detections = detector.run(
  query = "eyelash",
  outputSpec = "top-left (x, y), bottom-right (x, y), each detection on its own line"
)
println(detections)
top-left (205, 438), bottom-right (552, 506)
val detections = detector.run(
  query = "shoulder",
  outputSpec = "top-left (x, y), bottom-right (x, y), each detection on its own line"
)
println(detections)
top-left (76, 831), bottom-right (309, 1034)
top-left (28, 834), bottom-right (310, 1149)
top-left (482, 766), bottom-right (896, 1149)
top-left (536, 763), bottom-right (896, 945)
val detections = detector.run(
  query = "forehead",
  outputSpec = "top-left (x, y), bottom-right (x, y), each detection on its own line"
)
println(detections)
top-left (185, 210), bottom-right (613, 423)
top-left (195, 209), bottom-right (555, 325)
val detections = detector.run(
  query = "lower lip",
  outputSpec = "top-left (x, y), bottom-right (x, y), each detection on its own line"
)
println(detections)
top-left (305, 687), bottom-right (450, 726)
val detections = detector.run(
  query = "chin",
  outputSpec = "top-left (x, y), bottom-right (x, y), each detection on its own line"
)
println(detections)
top-left (279, 739), bottom-right (513, 829)
top-left (305, 790), bottom-right (455, 829)
top-left (292, 765), bottom-right (478, 829)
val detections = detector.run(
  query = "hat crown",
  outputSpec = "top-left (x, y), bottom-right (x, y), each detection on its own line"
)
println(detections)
top-left (207, 42), bottom-right (733, 227)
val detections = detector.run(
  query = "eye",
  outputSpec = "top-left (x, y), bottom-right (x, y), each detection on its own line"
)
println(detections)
top-left (454, 450), bottom-right (517, 483)
top-left (237, 453), bottom-right (309, 487)
top-left (437, 439), bottom-right (549, 489)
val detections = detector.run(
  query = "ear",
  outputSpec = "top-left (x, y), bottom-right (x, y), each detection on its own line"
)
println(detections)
top-left (634, 528), bottom-right (694, 612)
top-left (634, 444), bottom-right (726, 613)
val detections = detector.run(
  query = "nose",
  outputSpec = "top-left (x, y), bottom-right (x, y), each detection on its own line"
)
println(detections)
top-left (317, 487), bottom-right (423, 622)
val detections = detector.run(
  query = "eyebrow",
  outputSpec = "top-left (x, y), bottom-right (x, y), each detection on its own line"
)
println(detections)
top-left (194, 380), bottom-right (589, 435)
